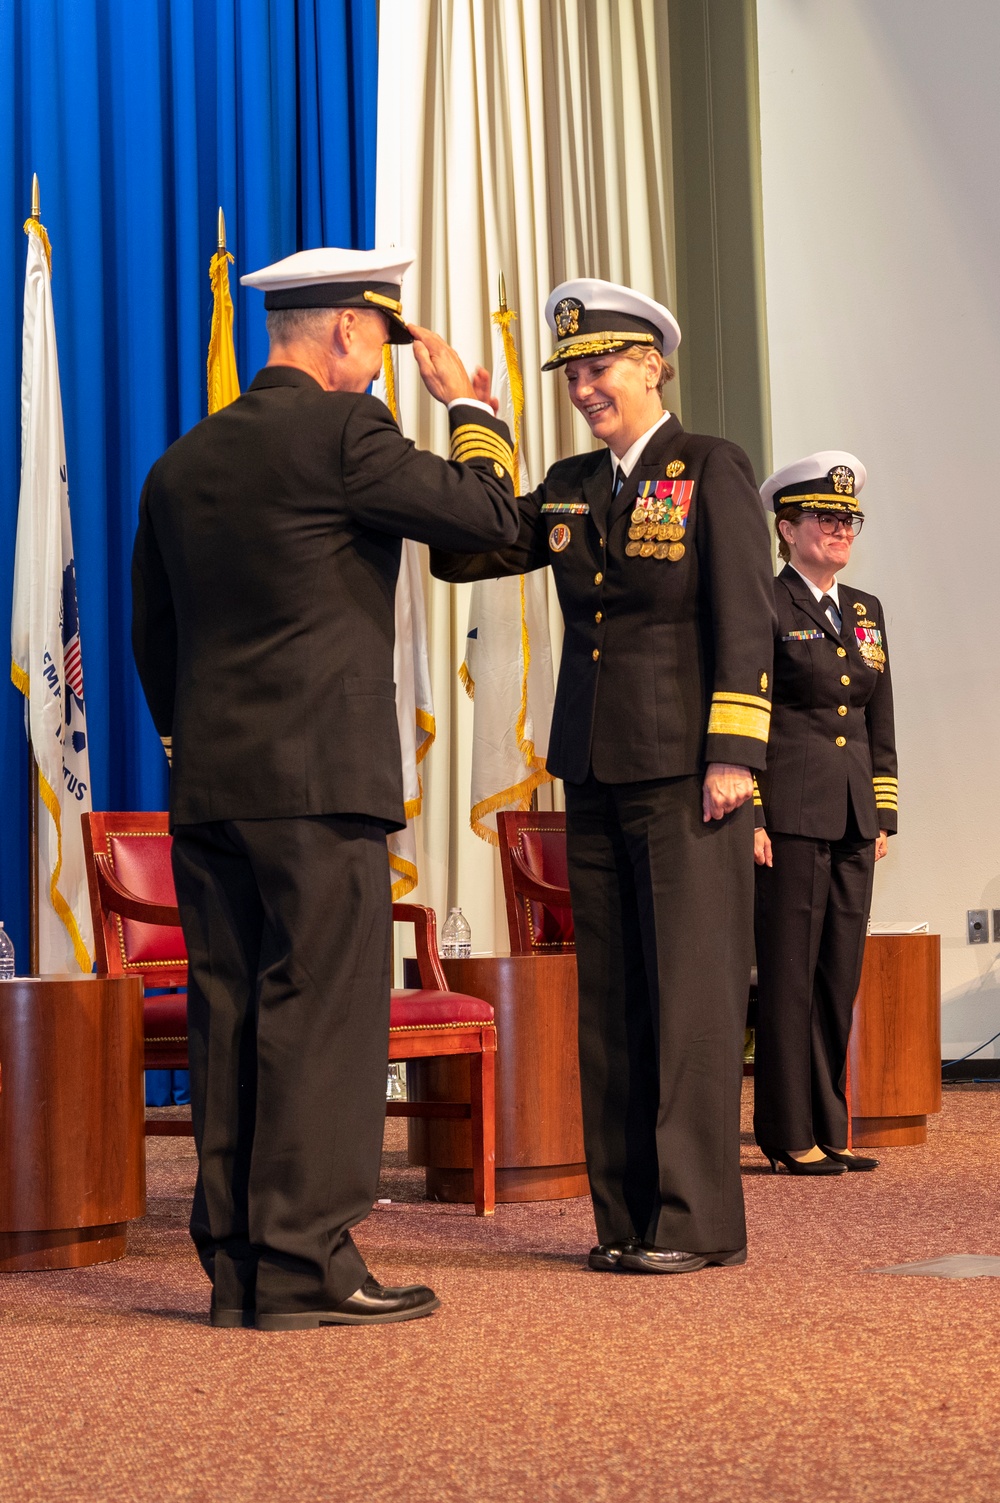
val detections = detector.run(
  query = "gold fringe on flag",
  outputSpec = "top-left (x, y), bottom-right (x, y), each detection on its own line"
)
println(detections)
top-left (491, 307), bottom-right (524, 496)
top-left (382, 343), bottom-right (399, 423)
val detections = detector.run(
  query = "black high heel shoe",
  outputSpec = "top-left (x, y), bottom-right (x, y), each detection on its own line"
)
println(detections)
top-left (820, 1146), bottom-right (879, 1171)
top-left (758, 1146), bottom-right (847, 1176)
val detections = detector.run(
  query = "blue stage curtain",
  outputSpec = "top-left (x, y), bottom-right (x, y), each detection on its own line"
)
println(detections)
top-left (0, 0), bottom-right (377, 1004)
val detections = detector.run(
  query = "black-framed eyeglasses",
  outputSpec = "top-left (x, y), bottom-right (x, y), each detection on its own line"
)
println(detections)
top-left (813, 512), bottom-right (864, 536)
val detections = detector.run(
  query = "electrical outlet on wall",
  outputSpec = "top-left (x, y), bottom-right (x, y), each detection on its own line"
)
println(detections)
top-left (968, 909), bottom-right (989, 944)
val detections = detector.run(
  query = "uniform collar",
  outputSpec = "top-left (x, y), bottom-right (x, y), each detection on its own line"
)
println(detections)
top-left (787, 564), bottom-right (840, 612)
top-left (611, 411), bottom-right (672, 482)
top-left (249, 365), bottom-right (325, 392)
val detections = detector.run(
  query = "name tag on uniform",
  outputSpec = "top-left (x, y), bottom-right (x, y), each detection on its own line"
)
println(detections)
top-left (782, 630), bottom-right (824, 641)
top-left (541, 502), bottom-right (589, 514)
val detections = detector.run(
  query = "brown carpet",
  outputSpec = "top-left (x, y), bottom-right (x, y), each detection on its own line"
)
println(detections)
top-left (1, 1084), bottom-right (999, 1502)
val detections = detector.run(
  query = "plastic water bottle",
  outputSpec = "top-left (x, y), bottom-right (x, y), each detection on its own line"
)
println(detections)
top-left (0, 923), bottom-right (15, 981)
top-left (440, 907), bottom-right (472, 959)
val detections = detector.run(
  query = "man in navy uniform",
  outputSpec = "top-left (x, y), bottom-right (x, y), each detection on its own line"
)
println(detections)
top-left (132, 248), bottom-right (518, 1329)
top-left (431, 279), bottom-right (775, 1273)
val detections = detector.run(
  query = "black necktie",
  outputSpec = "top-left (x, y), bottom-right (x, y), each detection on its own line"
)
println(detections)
top-left (611, 466), bottom-right (624, 498)
top-left (819, 594), bottom-right (842, 634)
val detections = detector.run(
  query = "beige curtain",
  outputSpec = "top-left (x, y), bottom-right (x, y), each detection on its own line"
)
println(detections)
top-left (376, 0), bottom-right (676, 956)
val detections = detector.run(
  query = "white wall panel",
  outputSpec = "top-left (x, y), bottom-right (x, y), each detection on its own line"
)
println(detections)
top-left (757, 0), bottom-right (1000, 1055)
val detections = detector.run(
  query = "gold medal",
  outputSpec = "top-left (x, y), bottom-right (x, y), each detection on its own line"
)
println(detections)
top-left (653, 542), bottom-right (670, 559)
top-left (666, 523), bottom-right (685, 542)
top-left (628, 525), bottom-right (644, 541)
top-left (665, 460), bottom-right (685, 478)
top-left (631, 508), bottom-right (645, 525)
top-left (640, 541), bottom-right (656, 558)
top-left (655, 525), bottom-right (669, 542)
top-left (667, 542), bottom-right (685, 562)
top-left (625, 540), bottom-right (642, 557)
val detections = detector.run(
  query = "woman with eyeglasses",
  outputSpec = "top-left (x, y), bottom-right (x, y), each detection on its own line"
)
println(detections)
top-left (752, 452), bottom-right (897, 1176)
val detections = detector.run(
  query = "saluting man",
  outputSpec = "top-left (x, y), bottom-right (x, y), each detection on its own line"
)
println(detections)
top-left (753, 453), bottom-right (897, 1176)
top-left (432, 279), bottom-right (776, 1273)
top-left (131, 248), bottom-right (518, 1330)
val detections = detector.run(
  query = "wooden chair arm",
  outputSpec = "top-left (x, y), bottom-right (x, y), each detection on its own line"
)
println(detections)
top-left (392, 902), bottom-right (449, 991)
top-left (507, 850), bottom-right (572, 908)
top-left (94, 852), bottom-right (182, 928)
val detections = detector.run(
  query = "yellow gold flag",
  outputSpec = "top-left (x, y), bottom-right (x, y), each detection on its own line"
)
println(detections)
top-left (207, 246), bottom-right (240, 413)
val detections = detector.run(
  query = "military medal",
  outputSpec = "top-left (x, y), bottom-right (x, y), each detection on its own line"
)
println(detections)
top-left (625, 540), bottom-right (642, 557)
top-left (640, 541), bottom-right (656, 557)
top-left (667, 542), bottom-right (685, 562)
top-left (665, 460), bottom-right (685, 478)
top-left (855, 624), bottom-right (885, 672)
top-left (653, 542), bottom-right (670, 559)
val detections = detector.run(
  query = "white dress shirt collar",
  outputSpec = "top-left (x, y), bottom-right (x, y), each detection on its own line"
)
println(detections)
top-left (788, 565), bottom-right (840, 611)
top-left (611, 411), bottom-right (673, 483)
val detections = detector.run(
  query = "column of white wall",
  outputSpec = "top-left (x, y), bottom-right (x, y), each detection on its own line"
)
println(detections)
top-left (755, 0), bottom-right (1000, 1055)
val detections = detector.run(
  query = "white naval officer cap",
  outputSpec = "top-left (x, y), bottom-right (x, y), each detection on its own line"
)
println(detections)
top-left (241, 247), bottom-right (416, 343)
top-left (760, 451), bottom-right (867, 515)
top-left (542, 277), bottom-right (681, 371)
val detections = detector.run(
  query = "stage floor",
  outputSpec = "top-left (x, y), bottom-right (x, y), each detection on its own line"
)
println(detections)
top-left (1, 1083), bottom-right (998, 1502)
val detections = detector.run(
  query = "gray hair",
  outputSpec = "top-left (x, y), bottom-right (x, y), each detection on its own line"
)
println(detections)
top-left (265, 306), bottom-right (341, 347)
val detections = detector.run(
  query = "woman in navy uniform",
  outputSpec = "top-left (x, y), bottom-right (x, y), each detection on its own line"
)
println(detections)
top-left (753, 452), bottom-right (897, 1175)
top-left (432, 280), bottom-right (775, 1274)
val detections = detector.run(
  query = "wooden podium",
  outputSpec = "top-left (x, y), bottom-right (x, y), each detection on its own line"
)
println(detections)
top-left (0, 975), bottom-right (146, 1271)
top-left (405, 954), bottom-right (588, 1204)
top-left (850, 933), bottom-right (942, 1146)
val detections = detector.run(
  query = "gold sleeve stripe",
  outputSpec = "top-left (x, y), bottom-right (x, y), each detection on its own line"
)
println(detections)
top-left (872, 778), bottom-right (898, 787)
top-left (450, 424), bottom-right (514, 474)
top-left (711, 692), bottom-right (772, 712)
top-left (707, 699), bottom-right (771, 743)
top-left (753, 777), bottom-right (763, 807)
top-left (451, 429), bottom-right (512, 460)
top-left (451, 441), bottom-right (513, 473)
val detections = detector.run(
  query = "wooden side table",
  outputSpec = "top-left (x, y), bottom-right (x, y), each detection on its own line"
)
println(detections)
top-left (0, 975), bottom-right (146, 1271)
top-left (405, 953), bottom-right (587, 1203)
top-left (850, 934), bottom-right (942, 1146)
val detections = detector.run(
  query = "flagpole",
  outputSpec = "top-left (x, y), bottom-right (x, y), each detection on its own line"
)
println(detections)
top-left (26, 174), bottom-right (41, 973)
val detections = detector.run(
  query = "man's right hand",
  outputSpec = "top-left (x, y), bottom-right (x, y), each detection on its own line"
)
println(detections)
top-left (408, 324), bottom-right (477, 405)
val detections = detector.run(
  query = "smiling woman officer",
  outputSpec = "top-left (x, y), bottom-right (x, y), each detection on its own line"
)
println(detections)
top-left (752, 452), bottom-right (897, 1177)
top-left (431, 278), bottom-right (775, 1276)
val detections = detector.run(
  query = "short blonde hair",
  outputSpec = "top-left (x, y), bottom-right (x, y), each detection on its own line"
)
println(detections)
top-left (620, 343), bottom-right (673, 392)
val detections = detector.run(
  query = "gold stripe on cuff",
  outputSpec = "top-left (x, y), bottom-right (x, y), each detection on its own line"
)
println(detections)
top-left (707, 694), bottom-right (771, 743)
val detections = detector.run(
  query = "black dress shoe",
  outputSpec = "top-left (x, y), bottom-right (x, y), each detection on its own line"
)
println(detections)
top-left (587, 1240), bottom-right (637, 1272)
top-left (209, 1300), bottom-right (255, 1329)
top-left (618, 1244), bottom-right (747, 1275)
top-left (255, 1275), bottom-right (440, 1330)
top-left (758, 1146), bottom-right (847, 1176)
top-left (821, 1146), bottom-right (880, 1171)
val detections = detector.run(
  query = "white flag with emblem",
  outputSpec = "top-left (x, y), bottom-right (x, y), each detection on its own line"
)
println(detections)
top-left (460, 297), bottom-right (554, 843)
top-left (10, 211), bottom-right (94, 973)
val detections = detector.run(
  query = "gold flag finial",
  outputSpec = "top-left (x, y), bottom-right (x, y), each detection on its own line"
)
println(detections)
top-left (498, 271), bottom-right (508, 313)
top-left (31, 173), bottom-right (40, 220)
top-left (217, 207), bottom-right (226, 252)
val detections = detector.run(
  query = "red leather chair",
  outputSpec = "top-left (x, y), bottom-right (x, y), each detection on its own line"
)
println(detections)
top-left (496, 811), bottom-right (574, 954)
top-left (82, 811), bottom-right (191, 1137)
top-left (82, 813), bottom-right (497, 1211)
